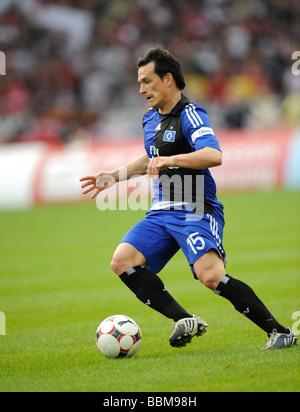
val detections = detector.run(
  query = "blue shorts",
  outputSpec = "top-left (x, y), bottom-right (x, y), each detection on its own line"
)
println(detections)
top-left (120, 210), bottom-right (226, 279)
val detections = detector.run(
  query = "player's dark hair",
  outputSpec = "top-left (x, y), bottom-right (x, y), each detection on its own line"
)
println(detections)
top-left (137, 46), bottom-right (186, 90)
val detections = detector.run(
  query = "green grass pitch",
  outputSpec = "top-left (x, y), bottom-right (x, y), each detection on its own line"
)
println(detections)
top-left (0, 189), bottom-right (299, 392)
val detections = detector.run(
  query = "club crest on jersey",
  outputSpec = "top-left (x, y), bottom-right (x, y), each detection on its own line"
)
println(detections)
top-left (163, 130), bottom-right (176, 142)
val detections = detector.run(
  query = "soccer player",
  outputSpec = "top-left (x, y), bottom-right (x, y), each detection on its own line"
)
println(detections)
top-left (80, 46), bottom-right (298, 350)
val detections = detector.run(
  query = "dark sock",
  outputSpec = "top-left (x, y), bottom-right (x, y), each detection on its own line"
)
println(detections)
top-left (215, 275), bottom-right (289, 336)
top-left (119, 266), bottom-right (192, 322)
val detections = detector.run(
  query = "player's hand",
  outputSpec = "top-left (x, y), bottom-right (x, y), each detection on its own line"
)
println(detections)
top-left (146, 156), bottom-right (175, 178)
top-left (80, 171), bottom-right (116, 199)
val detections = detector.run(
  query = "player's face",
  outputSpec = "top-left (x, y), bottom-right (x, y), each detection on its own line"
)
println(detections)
top-left (138, 62), bottom-right (169, 112)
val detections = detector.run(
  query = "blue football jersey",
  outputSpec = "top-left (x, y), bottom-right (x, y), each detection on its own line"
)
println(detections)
top-left (143, 94), bottom-right (224, 222)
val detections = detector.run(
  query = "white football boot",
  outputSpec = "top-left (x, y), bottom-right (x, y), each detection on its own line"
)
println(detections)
top-left (169, 315), bottom-right (208, 348)
top-left (261, 328), bottom-right (298, 350)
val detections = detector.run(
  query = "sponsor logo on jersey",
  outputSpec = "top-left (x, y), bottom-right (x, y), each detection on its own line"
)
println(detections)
top-left (191, 127), bottom-right (214, 142)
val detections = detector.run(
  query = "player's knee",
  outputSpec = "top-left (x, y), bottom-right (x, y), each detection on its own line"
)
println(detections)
top-left (110, 255), bottom-right (126, 276)
top-left (110, 252), bottom-right (140, 276)
top-left (201, 274), bottom-right (220, 291)
top-left (111, 244), bottom-right (147, 276)
top-left (195, 268), bottom-right (223, 291)
top-left (110, 244), bottom-right (133, 275)
top-left (193, 251), bottom-right (225, 291)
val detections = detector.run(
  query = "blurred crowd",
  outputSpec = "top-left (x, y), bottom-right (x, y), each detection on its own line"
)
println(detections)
top-left (0, 0), bottom-right (299, 145)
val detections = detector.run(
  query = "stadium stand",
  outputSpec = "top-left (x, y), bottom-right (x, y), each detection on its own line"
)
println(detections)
top-left (0, 0), bottom-right (299, 144)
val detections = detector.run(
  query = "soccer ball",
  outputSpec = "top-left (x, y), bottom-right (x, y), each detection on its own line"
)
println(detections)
top-left (95, 315), bottom-right (142, 358)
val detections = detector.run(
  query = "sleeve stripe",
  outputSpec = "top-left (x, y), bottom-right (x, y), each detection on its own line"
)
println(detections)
top-left (185, 104), bottom-right (204, 128)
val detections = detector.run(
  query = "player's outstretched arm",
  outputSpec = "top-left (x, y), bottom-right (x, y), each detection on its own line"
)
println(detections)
top-left (80, 152), bottom-right (149, 199)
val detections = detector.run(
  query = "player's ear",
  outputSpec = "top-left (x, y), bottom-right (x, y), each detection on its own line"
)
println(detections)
top-left (163, 73), bottom-right (174, 87)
